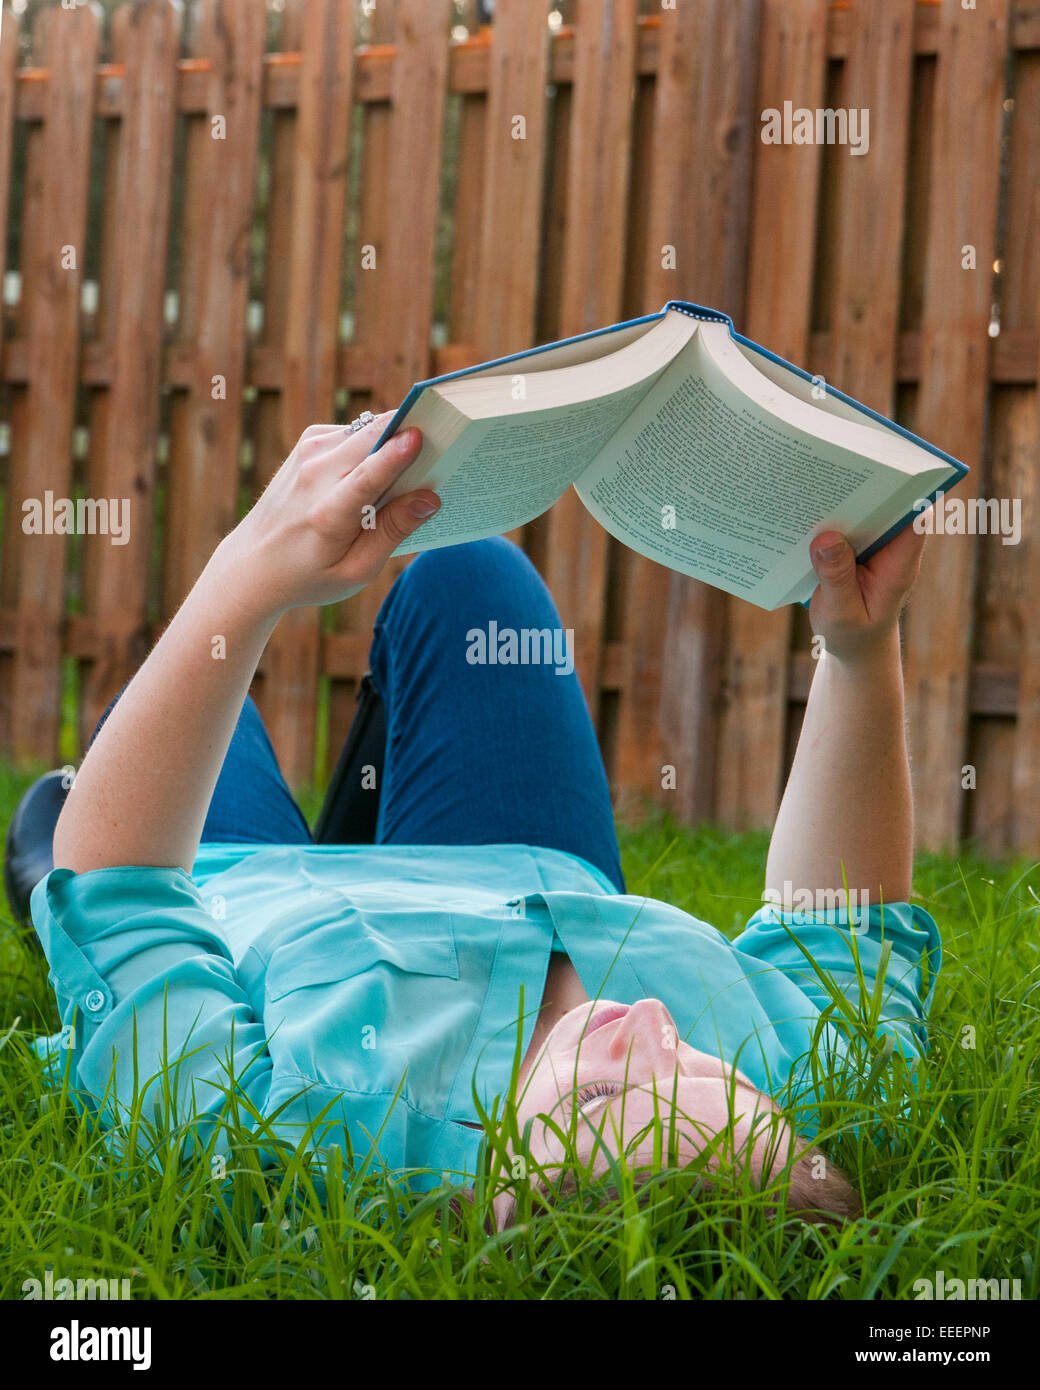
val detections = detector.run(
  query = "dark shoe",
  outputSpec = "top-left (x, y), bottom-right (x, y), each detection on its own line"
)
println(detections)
top-left (313, 674), bottom-right (387, 845)
top-left (3, 770), bottom-right (71, 931)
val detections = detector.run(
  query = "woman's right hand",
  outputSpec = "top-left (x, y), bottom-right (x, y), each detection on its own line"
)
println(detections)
top-left (218, 411), bottom-right (441, 617)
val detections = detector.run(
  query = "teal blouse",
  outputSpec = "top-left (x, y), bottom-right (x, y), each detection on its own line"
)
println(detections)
top-left (30, 842), bottom-right (941, 1190)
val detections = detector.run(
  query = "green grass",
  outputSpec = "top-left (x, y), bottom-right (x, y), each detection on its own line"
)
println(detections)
top-left (1, 764), bottom-right (1037, 1301)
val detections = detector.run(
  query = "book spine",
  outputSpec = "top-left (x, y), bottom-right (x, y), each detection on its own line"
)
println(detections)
top-left (664, 300), bottom-right (733, 326)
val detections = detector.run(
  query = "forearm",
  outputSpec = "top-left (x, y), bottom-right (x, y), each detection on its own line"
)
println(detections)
top-left (53, 538), bottom-right (278, 875)
top-left (765, 625), bottom-right (913, 905)
top-left (51, 413), bottom-right (436, 876)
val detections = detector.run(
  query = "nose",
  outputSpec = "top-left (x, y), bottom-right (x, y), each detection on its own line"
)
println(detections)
top-left (607, 997), bottom-right (679, 1063)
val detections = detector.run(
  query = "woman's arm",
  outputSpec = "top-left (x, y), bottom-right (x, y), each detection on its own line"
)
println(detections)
top-left (52, 413), bottom-right (439, 875)
top-left (765, 522), bottom-right (928, 907)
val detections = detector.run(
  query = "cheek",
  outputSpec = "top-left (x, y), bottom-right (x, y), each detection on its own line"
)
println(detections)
top-left (514, 1062), bottom-right (577, 1158)
top-left (584, 1082), bottom-right (767, 1171)
top-left (677, 1044), bottom-right (756, 1093)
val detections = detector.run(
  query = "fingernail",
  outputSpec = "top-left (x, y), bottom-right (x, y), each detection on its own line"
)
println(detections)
top-left (816, 539), bottom-right (845, 561)
top-left (408, 495), bottom-right (438, 518)
top-left (397, 428), bottom-right (419, 451)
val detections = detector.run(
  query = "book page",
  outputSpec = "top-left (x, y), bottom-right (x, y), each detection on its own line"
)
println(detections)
top-left (389, 369), bottom-right (672, 555)
top-left (457, 315), bottom-right (662, 381)
top-left (575, 330), bottom-right (910, 607)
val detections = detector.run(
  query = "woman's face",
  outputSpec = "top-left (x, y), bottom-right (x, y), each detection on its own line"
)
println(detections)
top-left (497, 998), bottom-right (793, 1225)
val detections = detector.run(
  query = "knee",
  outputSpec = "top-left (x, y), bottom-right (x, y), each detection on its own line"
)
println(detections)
top-left (403, 538), bottom-right (544, 607)
top-left (378, 538), bottom-right (558, 638)
top-left (410, 536), bottom-right (531, 585)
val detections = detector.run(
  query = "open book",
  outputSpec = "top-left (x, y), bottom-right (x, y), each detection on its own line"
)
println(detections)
top-left (371, 301), bottom-right (968, 610)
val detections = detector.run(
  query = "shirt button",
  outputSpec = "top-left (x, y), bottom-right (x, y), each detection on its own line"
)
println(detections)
top-left (84, 989), bottom-right (105, 1013)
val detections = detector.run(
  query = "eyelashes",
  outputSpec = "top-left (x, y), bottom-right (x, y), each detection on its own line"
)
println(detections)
top-left (573, 1080), bottom-right (625, 1111)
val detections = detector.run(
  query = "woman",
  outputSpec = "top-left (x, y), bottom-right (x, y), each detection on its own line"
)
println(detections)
top-left (18, 411), bottom-right (940, 1226)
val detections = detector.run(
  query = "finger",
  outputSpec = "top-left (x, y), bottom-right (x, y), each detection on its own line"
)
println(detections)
top-left (866, 517), bottom-right (927, 581)
top-left (809, 532), bottom-right (863, 614)
top-left (330, 424), bottom-right (424, 508)
top-left (340, 489), bottom-right (441, 573)
top-left (297, 411), bottom-right (397, 470)
top-left (338, 409), bottom-right (397, 459)
top-left (298, 417), bottom-right (386, 453)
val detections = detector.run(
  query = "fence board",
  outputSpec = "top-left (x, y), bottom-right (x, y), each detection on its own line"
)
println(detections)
top-left (163, 0), bottom-right (266, 612)
top-left (377, 0), bottom-right (449, 410)
top-left (355, 0), bottom-right (448, 576)
top-left (264, 0), bottom-right (355, 785)
top-left (327, 0), bottom-right (450, 786)
top-left (714, 0), bottom-right (828, 831)
top-left (830, 2), bottom-right (916, 411)
top-left (969, 386), bottom-right (1027, 852)
top-left (1, 4), bottom-right (98, 762)
top-left (543, 0), bottom-right (639, 714)
top-left (448, 46), bottom-right (488, 349)
top-left (78, 0), bottom-right (180, 745)
top-left (251, 0), bottom-right (305, 738)
top-left (323, 0), bottom-right (397, 780)
top-left (1009, 48), bottom-right (1040, 847)
top-left (614, 0), bottom-right (759, 823)
top-left (0, 9), bottom-right (16, 373)
top-left (903, 0), bottom-right (1009, 849)
top-left (474, 0), bottom-right (550, 360)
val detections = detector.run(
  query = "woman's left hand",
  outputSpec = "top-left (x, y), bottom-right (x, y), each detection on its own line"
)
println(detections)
top-left (808, 519), bottom-right (927, 664)
top-left (219, 411), bottom-right (440, 616)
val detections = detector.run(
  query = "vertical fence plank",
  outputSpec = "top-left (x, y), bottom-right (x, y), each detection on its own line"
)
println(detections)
top-left (251, 0), bottom-right (303, 737)
top-left (903, 0), bottom-right (1010, 849)
top-left (1009, 50), bottom-right (1040, 850)
top-left (0, 7), bottom-right (16, 705)
top-left (473, 0), bottom-right (550, 360)
top-left (375, 0), bottom-right (449, 410)
top-left (830, 1), bottom-right (916, 413)
top-left (329, 0), bottom-right (450, 783)
top-left (78, 0), bottom-right (180, 745)
top-left (448, 34), bottom-right (488, 349)
top-left (613, 0), bottom-right (759, 824)
top-left (713, 0), bottom-right (828, 832)
top-left (0, 8), bottom-right (17, 371)
top-left (350, 0), bottom-right (397, 396)
top-left (164, 0), bottom-right (266, 614)
top-left (322, 0), bottom-right (396, 780)
top-left (262, 0), bottom-right (355, 785)
top-left (968, 389), bottom-right (1025, 852)
top-left (543, 0), bottom-right (639, 714)
top-left (0, 4), bottom-right (98, 762)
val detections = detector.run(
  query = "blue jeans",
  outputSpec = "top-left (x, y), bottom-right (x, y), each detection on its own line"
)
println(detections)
top-left (92, 539), bottom-right (625, 892)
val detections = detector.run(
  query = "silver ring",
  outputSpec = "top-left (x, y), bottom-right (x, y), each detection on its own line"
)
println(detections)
top-left (345, 410), bottom-right (376, 435)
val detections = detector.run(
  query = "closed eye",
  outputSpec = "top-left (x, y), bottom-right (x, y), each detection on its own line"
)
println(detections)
top-left (570, 1080), bottom-right (626, 1114)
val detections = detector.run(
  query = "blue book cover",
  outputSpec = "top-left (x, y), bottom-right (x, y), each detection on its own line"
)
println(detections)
top-left (372, 299), bottom-right (968, 611)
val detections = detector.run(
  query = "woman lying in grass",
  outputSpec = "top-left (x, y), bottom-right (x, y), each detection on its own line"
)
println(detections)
top-left (23, 413), bottom-right (940, 1227)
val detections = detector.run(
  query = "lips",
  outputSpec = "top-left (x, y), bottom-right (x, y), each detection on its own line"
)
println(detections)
top-left (584, 1004), bottom-right (630, 1035)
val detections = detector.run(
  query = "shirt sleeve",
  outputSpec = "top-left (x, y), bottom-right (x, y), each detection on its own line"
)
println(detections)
top-left (731, 899), bottom-right (942, 1060)
top-left (30, 864), bottom-right (277, 1161)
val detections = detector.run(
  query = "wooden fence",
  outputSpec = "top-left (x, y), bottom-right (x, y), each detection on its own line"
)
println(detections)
top-left (0, 0), bottom-right (1038, 856)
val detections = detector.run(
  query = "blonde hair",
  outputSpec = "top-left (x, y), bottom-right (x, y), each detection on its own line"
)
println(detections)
top-left (784, 1141), bottom-right (862, 1223)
